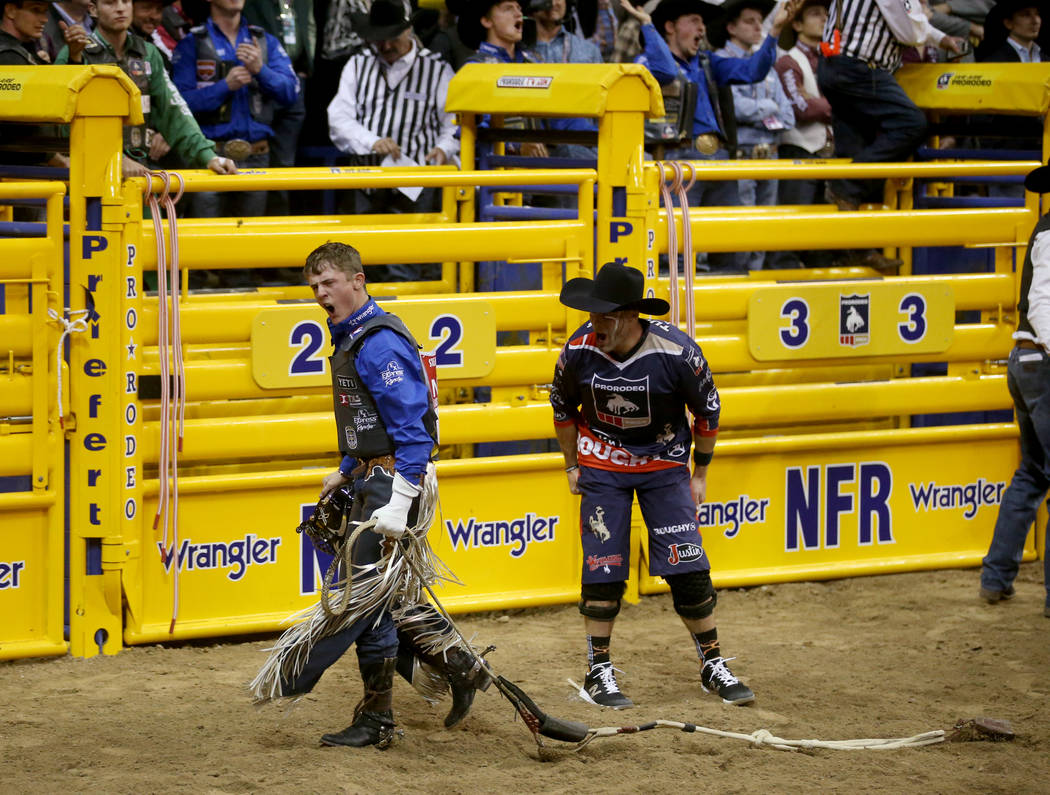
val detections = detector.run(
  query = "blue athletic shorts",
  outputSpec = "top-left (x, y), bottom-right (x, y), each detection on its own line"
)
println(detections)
top-left (577, 465), bottom-right (711, 584)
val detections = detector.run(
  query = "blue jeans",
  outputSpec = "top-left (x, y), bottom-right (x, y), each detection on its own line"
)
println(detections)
top-left (817, 55), bottom-right (927, 205)
top-left (981, 344), bottom-right (1050, 608)
top-left (664, 145), bottom-right (741, 272)
top-left (736, 164), bottom-right (778, 270)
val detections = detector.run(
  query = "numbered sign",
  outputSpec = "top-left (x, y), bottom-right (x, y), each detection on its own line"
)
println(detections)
top-left (748, 282), bottom-right (954, 361)
top-left (251, 300), bottom-right (496, 389)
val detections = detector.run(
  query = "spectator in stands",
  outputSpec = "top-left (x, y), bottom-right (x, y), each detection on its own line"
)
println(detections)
top-left (611, 0), bottom-right (656, 62)
top-left (0, 0), bottom-right (69, 186)
top-left (975, 0), bottom-right (1042, 197)
top-left (1, 0), bottom-right (50, 63)
top-left (416, 0), bottom-right (476, 68)
top-left (58, 0), bottom-right (237, 178)
top-left (711, 0), bottom-right (794, 270)
top-left (770, 0), bottom-right (835, 269)
top-left (172, 0), bottom-right (298, 217)
top-left (244, 0), bottom-right (315, 215)
top-left (533, 0), bottom-right (602, 165)
top-left (128, 0), bottom-right (181, 168)
top-left (160, 0), bottom-right (193, 43)
top-left (43, 0), bottom-right (92, 61)
top-left (460, 0), bottom-right (548, 158)
top-left (320, 0), bottom-right (369, 61)
top-left (132, 0), bottom-right (174, 67)
top-left (931, 0), bottom-right (993, 49)
top-left (459, 0), bottom-right (530, 61)
top-left (590, 0), bottom-right (618, 59)
top-left (622, 0), bottom-right (796, 272)
top-left (976, 0), bottom-right (1041, 61)
top-left (534, 0), bottom-right (602, 63)
top-left (327, 0), bottom-right (457, 281)
top-left (817, 0), bottom-right (963, 213)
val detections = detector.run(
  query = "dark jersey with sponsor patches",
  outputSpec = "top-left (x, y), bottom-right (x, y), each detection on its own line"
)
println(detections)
top-left (551, 319), bottom-right (720, 472)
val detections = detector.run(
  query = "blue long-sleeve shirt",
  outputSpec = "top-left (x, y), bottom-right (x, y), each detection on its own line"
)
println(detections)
top-left (635, 23), bottom-right (777, 137)
top-left (715, 40), bottom-right (794, 146)
top-left (533, 29), bottom-right (601, 135)
top-left (171, 17), bottom-right (298, 141)
top-left (330, 299), bottom-right (433, 482)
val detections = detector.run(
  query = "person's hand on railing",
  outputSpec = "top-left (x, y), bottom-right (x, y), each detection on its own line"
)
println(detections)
top-left (207, 156), bottom-right (238, 174)
top-left (122, 157), bottom-right (150, 179)
top-left (940, 35), bottom-right (965, 55)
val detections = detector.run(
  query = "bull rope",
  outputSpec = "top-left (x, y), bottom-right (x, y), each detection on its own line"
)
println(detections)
top-left (657, 163), bottom-right (680, 326)
top-left (145, 171), bottom-right (187, 634)
top-left (397, 544), bottom-right (956, 755)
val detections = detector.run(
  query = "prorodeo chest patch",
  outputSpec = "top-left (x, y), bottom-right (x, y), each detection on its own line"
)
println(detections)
top-left (590, 374), bottom-right (651, 429)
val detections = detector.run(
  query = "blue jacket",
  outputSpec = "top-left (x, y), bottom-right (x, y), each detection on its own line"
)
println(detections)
top-left (636, 23), bottom-right (776, 137)
top-left (172, 17), bottom-right (298, 141)
top-left (330, 299), bottom-right (433, 482)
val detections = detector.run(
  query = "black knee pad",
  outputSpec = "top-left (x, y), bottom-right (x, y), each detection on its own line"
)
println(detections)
top-left (667, 571), bottom-right (717, 619)
top-left (579, 581), bottom-right (626, 620)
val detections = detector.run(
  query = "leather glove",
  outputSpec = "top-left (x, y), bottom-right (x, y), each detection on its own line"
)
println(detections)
top-left (371, 472), bottom-right (421, 539)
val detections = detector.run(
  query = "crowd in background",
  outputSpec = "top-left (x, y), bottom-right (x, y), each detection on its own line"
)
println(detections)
top-left (0, 0), bottom-right (1047, 275)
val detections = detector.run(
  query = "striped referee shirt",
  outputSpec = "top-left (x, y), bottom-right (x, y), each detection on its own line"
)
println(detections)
top-left (824, 0), bottom-right (946, 72)
top-left (328, 41), bottom-right (458, 165)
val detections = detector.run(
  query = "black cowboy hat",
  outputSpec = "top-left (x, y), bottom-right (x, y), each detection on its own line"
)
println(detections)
top-left (1025, 159), bottom-right (1050, 193)
top-left (457, 0), bottom-right (526, 49)
top-left (352, 0), bottom-right (413, 42)
top-left (650, 0), bottom-right (724, 35)
top-left (707, 0), bottom-right (775, 49)
top-left (559, 262), bottom-right (670, 315)
top-left (975, 0), bottom-right (1042, 58)
top-left (777, 0), bottom-right (829, 50)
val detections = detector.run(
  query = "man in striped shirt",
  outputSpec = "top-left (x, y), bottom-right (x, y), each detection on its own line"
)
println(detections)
top-left (327, 0), bottom-right (458, 279)
top-left (817, 0), bottom-right (963, 210)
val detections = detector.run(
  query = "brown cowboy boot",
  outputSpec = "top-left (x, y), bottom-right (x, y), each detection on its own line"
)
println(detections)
top-left (320, 657), bottom-right (396, 748)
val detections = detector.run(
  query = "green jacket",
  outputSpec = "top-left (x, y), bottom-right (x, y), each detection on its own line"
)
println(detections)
top-left (57, 30), bottom-right (217, 168)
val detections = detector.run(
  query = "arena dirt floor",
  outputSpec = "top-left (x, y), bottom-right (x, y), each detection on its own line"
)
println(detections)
top-left (2, 561), bottom-right (1048, 793)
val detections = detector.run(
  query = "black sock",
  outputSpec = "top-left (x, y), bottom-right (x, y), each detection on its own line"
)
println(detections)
top-left (587, 635), bottom-right (611, 668)
top-left (693, 629), bottom-right (720, 664)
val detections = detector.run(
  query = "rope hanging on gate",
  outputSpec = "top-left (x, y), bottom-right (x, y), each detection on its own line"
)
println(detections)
top-left (47, 307), bottom-right (91, 428)
top-left (145, 171), bottom-right (187, 635)
top-left (672, 161), bottom-right (697, 338)
top-left (657, 163), bottom-right (680, 327)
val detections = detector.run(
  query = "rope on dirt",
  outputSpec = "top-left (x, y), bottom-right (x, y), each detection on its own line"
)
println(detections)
top-left (571, 720), bottom-right (945, 752)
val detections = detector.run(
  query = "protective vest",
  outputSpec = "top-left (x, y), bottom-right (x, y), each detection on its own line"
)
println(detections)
top-left (780, 46), bottom-right (830, 154)
top-left (330, 314), bottom-right (438, 459)
top-left (1016, 213), bottom-right (1050, 338)
top-left (190, 24), bottom-right (272, 128)
top-left (644, 76), bottom-right (697, 147)
top-left (81, 34), bottom-right (151, 154)
top-left (0, 35), bottom-right (46, 64)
